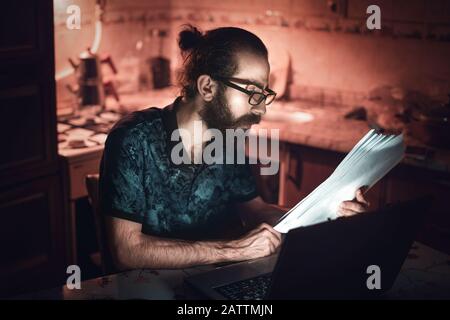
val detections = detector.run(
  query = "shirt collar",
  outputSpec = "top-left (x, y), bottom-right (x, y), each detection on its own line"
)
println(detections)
top-left (161, 97), bottom-right (218, 169)
top-left (161, 96), bottom-right (182, 158)
top-left (161, 97), bottom-right (202, 169)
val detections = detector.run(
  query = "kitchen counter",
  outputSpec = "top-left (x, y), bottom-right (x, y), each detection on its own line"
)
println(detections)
top-left (259, 101), bottom-right (450, 174)
top-left (58, 89), bottom-right (178, 161)
top-left (59, 94), bottom-right (450, 175)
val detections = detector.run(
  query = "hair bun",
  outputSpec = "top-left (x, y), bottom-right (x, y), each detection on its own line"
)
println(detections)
top-left (178, 25), bottom-right (203, 52)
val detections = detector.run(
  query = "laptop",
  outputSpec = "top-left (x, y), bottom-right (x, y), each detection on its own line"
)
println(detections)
top-left (185, 197), bottom-right (431, 299)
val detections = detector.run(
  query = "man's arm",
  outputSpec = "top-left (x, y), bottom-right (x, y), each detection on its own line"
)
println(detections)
top-left (104, 215), bottom-right (282, 270)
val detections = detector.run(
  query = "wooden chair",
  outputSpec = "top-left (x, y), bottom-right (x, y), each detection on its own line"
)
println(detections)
top-left (85, 174), bottom-right (116, 275)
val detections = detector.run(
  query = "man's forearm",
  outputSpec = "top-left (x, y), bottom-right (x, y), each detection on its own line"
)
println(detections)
top-left (115, 233), bottom-right (238, 270)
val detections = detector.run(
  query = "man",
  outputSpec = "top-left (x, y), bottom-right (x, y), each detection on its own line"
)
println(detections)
top-left (99, 26), bottom-right (369, 270)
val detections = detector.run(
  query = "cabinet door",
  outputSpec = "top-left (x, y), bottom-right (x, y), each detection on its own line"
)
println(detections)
top-left (283, 145), bottom-right (342, 207)
top-left (385, 166), bottom-right (450, 254)
top-left (0, 175), bottom-right (65, 298)
top-left (0, 0), bottom-right (57, 187)
top-left (281, 145), bottom-right (383, 209)
top-left (0, 1), bottom-right (39, 55)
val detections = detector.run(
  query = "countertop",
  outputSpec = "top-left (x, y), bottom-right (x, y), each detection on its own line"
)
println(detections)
top-left (58, 91), bottom-right (450, 174)
top-left (257, 100), bottom-right (450, 174)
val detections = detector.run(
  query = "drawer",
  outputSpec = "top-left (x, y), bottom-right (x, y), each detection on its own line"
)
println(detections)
top-left (68, 158), bottom-right (101, 200)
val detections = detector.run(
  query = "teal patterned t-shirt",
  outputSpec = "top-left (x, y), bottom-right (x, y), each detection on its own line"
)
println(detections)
top-left (99, 98), bottom-right (258, 240)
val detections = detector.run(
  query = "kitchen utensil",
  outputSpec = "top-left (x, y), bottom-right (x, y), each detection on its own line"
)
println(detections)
top-left (67, 47), bottom-right (119, 112)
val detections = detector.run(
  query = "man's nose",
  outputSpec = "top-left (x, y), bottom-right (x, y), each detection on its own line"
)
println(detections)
top-left (251, 102), bottom-right (266, 116)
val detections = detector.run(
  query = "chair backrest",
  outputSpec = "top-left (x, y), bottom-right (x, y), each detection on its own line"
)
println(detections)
top-left (85, 174), bottom-right (116, 275)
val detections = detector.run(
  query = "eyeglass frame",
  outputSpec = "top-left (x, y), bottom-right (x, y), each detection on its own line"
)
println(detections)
top-left (212, 76), bottom-right (277, 106)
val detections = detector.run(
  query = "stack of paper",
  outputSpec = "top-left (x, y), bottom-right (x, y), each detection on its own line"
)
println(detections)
top-left (274, 129), bottom-right (405, 233)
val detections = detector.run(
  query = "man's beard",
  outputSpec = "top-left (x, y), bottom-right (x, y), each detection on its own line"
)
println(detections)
top-left (198, 87), bottom-right (261, 132)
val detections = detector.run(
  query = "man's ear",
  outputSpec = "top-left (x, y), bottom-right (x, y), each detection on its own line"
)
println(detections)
top-left (197, 75), bottom-right (217, 102)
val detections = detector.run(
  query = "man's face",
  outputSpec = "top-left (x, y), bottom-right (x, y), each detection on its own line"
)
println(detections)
top-left (199, 52), bottom-right (270, 131)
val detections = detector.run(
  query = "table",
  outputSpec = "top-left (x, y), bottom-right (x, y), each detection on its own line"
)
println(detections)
top-left (16, 242), bottom-right (450, 300)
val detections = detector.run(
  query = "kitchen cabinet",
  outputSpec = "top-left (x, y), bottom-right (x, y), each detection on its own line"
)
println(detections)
top-left (385, 165), bottom-right (450, 254)
top-left (280, 143), bottom-right (450, 254)
top-left (0, 1), bottom-right (58, 187)
top-left (0, 1), bottom-right (66, 297)
top-left (59, 147), bottom-right (103, 266)
top-left (0, 175), bottom-right (65, 297)
top-left (279, 143), bottom-right (384, 211)
top-left (280, 144), bottom-right (343, 207)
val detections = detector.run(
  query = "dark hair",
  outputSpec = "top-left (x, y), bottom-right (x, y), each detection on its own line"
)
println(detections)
top-left (177, 25), bottom-right (268, 99)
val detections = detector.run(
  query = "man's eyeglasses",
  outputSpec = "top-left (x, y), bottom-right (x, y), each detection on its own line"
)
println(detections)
top-left (213, 76), bottom-right (277, 106)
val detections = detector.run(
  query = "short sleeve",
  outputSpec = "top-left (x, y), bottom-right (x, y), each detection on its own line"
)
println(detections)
top-left (228, 162), bottom-right (259, 202)
top-left (99, 129), bottom-right (146, 223)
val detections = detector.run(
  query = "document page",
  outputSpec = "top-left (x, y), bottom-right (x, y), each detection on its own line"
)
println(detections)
top-left (274, 130), bottom-right (405, 233)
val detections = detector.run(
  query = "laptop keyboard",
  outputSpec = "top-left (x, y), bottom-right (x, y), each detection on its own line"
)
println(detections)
top-left (214, 273), bottom-right (272, 300)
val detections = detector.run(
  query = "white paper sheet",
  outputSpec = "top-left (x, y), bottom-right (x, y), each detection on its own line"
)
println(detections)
top-left (274, 130), bottom-right (405, 233)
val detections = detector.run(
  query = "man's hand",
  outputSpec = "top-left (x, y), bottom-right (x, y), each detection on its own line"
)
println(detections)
top-left (337, 187), bottom-right (370, 217)
top-left (227, 223), bottom-right (282, 261)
